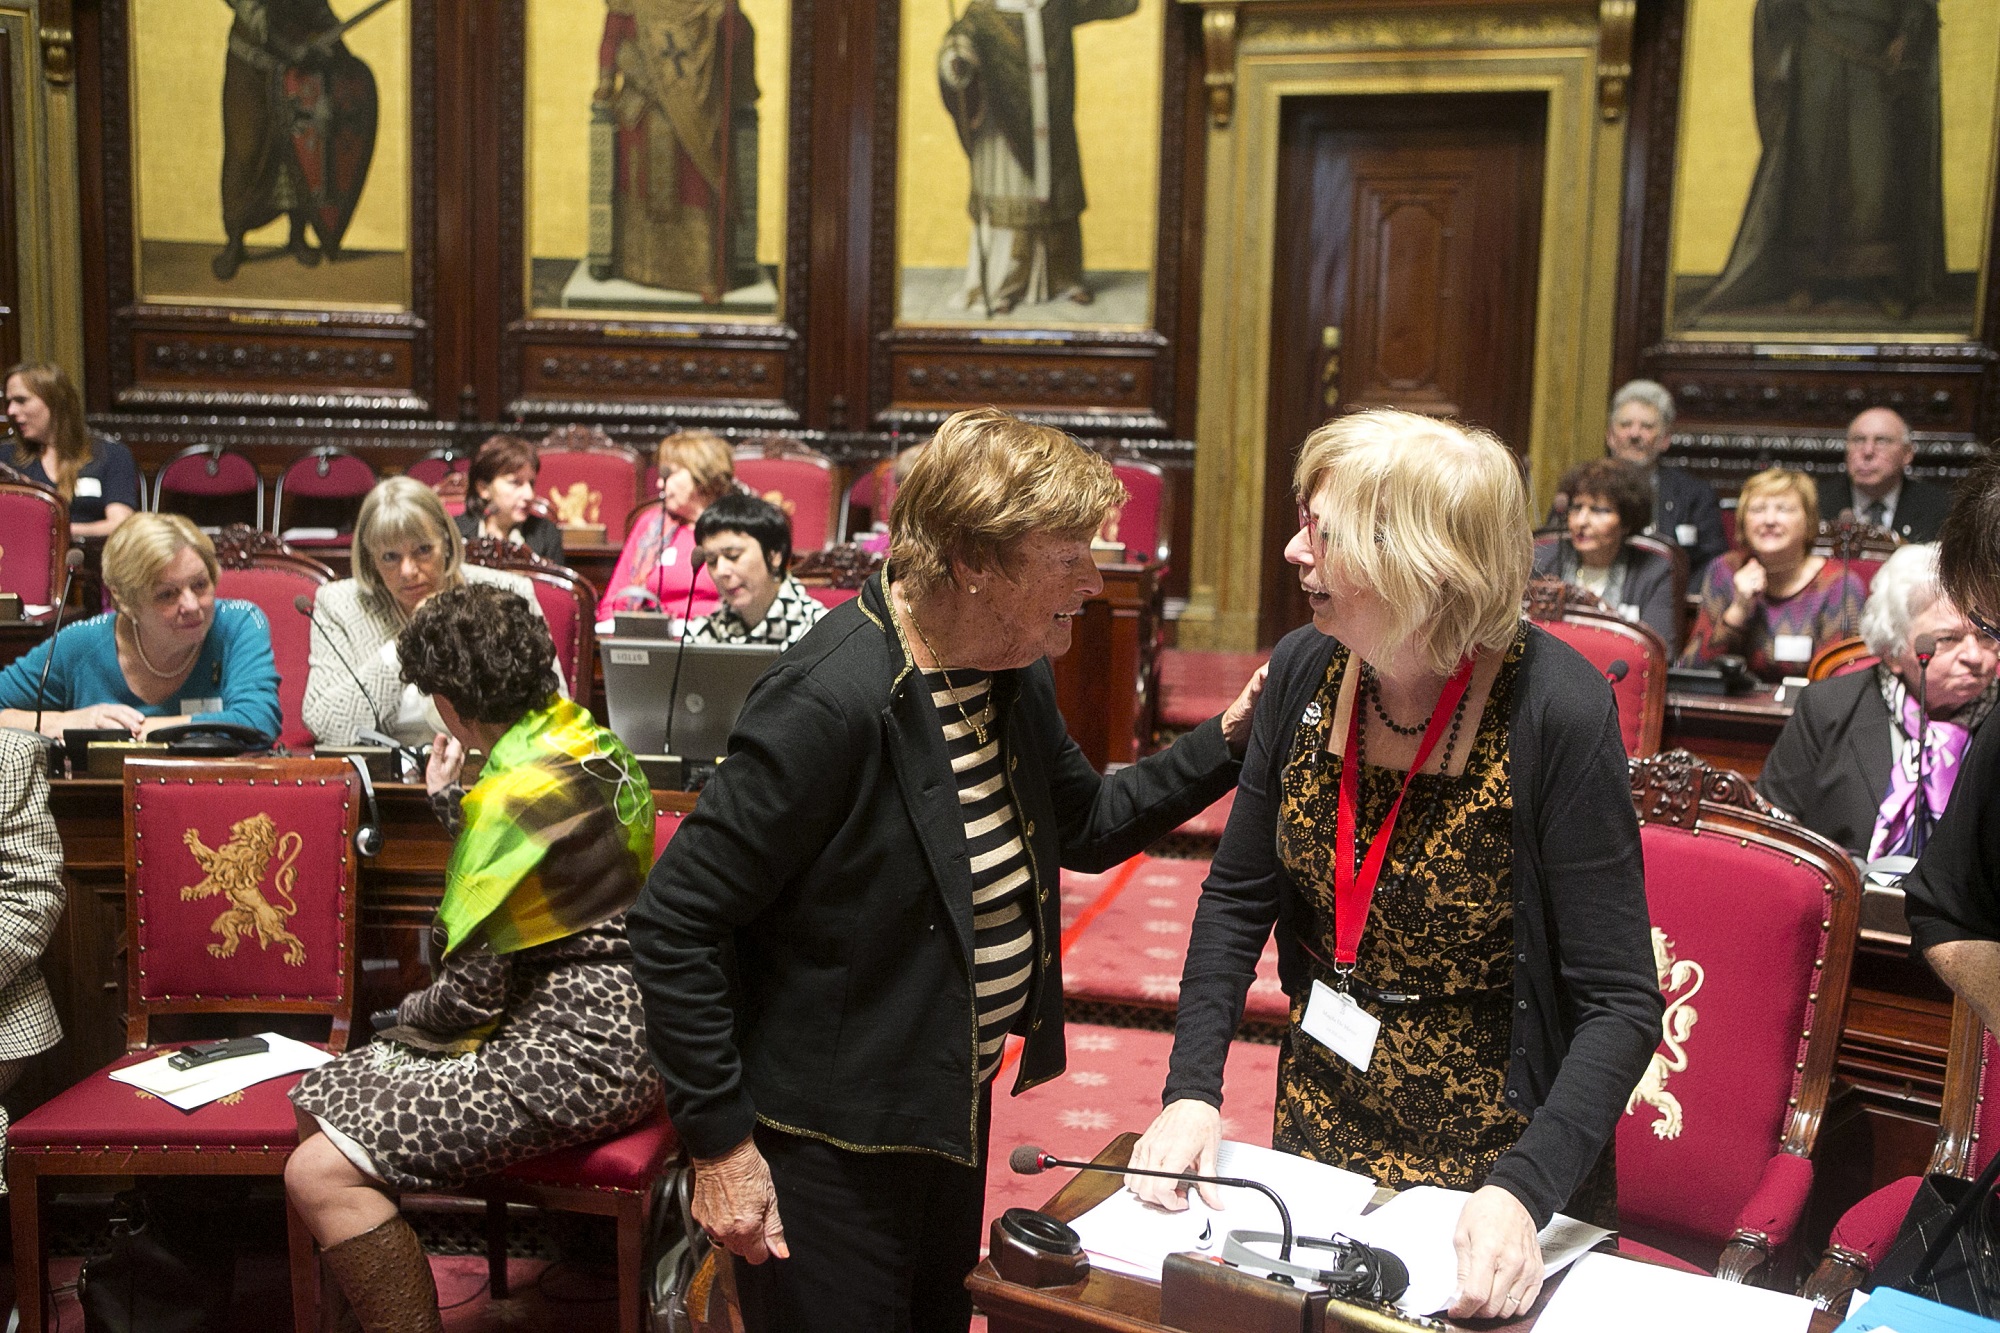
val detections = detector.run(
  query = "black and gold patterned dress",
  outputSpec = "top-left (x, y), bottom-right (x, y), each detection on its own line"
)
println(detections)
top-left (1272, 632), bottom-right (1527, 1190)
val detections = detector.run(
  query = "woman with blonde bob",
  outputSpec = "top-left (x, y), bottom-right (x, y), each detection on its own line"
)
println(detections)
top-left (629, 407), bottom-right (1264, 1333)
top-left (303, 476), bottom-right (548, 747)
top-left (1681, 467), bottom-right (1864, 682)
top-left (597, 429), bottom-right (736, 623)
top-left (1128, 410), bottom-right (1661, 1321)
top-left (0, 514), bottom-right (279, 737)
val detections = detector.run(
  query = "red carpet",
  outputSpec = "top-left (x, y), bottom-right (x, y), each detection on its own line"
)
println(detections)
top-left (1157, 649), bottom-right (1271, 730)
top-left (1172, 787), bottom-right (1235, 842)
top-left (1061, 855), bottom-right (1290, 1024)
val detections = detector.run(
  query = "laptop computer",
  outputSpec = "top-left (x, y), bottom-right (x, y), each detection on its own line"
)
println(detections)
top-left (601, 639), bottom-right (782, 766)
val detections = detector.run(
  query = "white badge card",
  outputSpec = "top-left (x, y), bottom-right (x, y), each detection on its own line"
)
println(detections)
top-left (1675, 523), bottom-right (1698, 547)
top-left (1302, 979), bottom-right (1380, 1072)
top-left (75, 476), bottom-right (103, 498)
top-left (1773, 634), bottom-right (1814, 664)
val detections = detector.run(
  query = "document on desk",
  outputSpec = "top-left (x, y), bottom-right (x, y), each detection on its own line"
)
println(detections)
top-left (1535, 1252), bottom-right (1815, 1333)
top-left (1339, 1186), bottom-right (1611, 1316)
top-left (108, 1033), bottom-right (333, 1111)
top-left (1067, 1140), bottom-right (1377, 1281)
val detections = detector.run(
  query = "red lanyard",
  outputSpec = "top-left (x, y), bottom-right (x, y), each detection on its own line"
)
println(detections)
top-left (1331, 656), bottom-right (1476, 969)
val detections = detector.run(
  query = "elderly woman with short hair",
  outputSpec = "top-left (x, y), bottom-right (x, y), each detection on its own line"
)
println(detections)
top-left (0, 513), bottom-right (279, 738)
top-left (1680, 467), bottom-right (1865, 682)
top-left (1128, 410), bottom-right (1662, 1321)
top-left (628, 407), bottom-right (1264, 1333)
top-left (288, 583), bottom-right (659, 1333)
top-left (1760, 543), bottom-right (1998, 860)
top-left (1533, 456), bottom-right (1679, 646)
top-left (597, 429), bottom-right (737, 623)
top-left (303, 476), bottom-right (548, 747)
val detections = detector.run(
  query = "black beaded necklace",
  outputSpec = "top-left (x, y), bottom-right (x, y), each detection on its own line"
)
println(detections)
top-left (1354, 660), bottom-right (1473, 776)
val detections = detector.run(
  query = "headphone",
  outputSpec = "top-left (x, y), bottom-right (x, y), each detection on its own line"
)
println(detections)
top-left (1220, 1231), bottom-right (1411, 1306)
top-left (344, 755), bottom-right (384, 858)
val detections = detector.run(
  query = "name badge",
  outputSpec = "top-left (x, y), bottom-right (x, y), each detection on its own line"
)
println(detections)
top-left (1619, 603), bottom-right (1642, 624)
top-left (75, 476), bottom-right (103, 498)
top-left (1675, 523), bottom-right (1699, 547)
top-left (662, 547), bottom-right (677, 568)
top-left (178, 697), bottom-right (223, 715)
top-left (1302, 979), bottom-right (1380, 1072)
top-left (1773, 634), bottom-right (1814, 664)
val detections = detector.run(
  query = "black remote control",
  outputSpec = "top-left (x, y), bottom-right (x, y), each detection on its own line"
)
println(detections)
top-left (167, 1036), bottom-right (270, 1071)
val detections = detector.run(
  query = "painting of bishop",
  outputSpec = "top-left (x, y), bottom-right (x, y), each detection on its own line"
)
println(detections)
top-left (937, 0), bottom-right (1138, 316)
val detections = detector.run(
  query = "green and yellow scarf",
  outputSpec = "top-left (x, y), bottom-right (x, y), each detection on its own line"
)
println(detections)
top-left (436, 697), bottom-right (656, 957)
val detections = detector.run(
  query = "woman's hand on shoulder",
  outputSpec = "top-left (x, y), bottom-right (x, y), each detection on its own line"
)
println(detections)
top-left (1126, 1098), bottom-right (1223, 1210)
top-left (425, 732), bottom-right (465, 796)
top-left (691, 1136), bottom-right (790, 1264)
top-left (1449, 1185), bottom-right (1544, 1320)
top-left (1220, 664), bottom-right (1270, 759)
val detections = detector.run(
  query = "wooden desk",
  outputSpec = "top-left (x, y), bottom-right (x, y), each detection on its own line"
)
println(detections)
top-left (970, 1135), bottom-right (1841, 1332)
top-left (21, 775), bottom-right (694, 1120)
top-left (1661, 688), bottom-right (1791, 779)
top-left (1051, 563), bottom-right (1160, 772)
top-left (0, 614), bottom-right (55, 671)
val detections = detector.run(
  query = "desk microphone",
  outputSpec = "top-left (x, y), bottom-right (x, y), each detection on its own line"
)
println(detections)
top-left (295, 594), bottom-right (391, 744)
top-left (1009, 1145), bottom-right (1297, 1261)
top-left (1603, 658), bottom-right (1629, 685)
top-left (1913, 632), bottom-right (1937, 852)
top-left (663, 547), bottom-right (715, 760)
top-left (31, 548), bottom-right (86, 743)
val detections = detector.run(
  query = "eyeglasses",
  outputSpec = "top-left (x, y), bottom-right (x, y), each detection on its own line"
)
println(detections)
top-left (1969, 604), bottom-right (2000, 647)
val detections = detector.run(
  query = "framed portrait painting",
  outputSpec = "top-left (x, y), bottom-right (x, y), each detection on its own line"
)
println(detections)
top-left (1664, 0), bottom-right (2000, 341)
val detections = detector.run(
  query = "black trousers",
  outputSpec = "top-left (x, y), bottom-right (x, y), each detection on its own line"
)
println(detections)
top-left (735, 1091), bottom-right (992, 1333)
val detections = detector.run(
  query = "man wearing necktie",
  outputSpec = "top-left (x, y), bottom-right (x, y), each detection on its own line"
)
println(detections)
top-left (1818, 407), bottom-right (1954, 544)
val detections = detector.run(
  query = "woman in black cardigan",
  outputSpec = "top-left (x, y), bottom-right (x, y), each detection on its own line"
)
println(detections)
top-left (1127, 410), bottom-right (1662, 1322)
top-left (628, 408), bottom-right (1262, 1333)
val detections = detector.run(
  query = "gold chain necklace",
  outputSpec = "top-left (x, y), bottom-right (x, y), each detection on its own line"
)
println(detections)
top-left (902, 596), bottom-right (989, 747)
top-left (123, 616), bottom-right (201, 679)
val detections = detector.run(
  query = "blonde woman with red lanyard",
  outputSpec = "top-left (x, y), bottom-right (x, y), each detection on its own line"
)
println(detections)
top-left (1127, 411), bottom-right (1663, 1321)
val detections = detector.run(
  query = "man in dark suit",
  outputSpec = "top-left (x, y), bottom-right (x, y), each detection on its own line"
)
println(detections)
top-left (1817, 407), bottom-right (1954, 543)
top-left (1573, 380), bottom-right (1729, 577)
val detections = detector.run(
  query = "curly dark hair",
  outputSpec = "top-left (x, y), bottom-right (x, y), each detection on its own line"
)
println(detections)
top-left (397, 583), bottom-right (560, 725)
top-left (1557, 457), bottom-right (1653, 540)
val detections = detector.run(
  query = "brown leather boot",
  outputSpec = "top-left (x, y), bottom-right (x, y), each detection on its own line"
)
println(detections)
top-left (318, 1216), bottom-right (444, 1333)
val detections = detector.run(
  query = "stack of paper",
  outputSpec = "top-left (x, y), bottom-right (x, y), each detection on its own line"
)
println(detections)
top-left (1536, 1253), bottom-right (1816, 1333)
top-left (1337, 1186), bottom-right (1611, 1316)
top-left (108, 1033), bottom-right (333, 1111)
top-left (1838, 1287), bottom-right (2000, 1332)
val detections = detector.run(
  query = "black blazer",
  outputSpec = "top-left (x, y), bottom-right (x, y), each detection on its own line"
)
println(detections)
top-left (627, 573), bottom-right (1241, 1164)
top-left (455, 511), bottom-right (569, 567)
top-left (1816, 474), bottom-right (1955, 545)
top-left (1757, 670), bottom-right (1891, 856)
top-left (1654, 464), bottom-right (1729, 577)
top-left (1531, 539), bottom-right (1679, 649)
top-left (1908, 701), bottom-right (2000, 952)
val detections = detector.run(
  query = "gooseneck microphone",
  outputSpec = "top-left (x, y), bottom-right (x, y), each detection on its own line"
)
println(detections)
top-left (1603, 658), bottom-right (1630, 685)
top-left (1913, 632), bottom-right (1937, 852)
top-left (1010, 1145), bottom-right (1296, 1261)
top-left (663, 546), bottom-right (715, 759)
top-left (295, 594), bottom-right (391, 743)
top-left (31, 548), bottom-right (87, 740)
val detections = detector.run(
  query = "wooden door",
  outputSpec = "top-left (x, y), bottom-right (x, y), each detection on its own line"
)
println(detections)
top-left (1259, 94), bottom-right (1546, 648)
top-left (0, 30), bottom-right (18, 372)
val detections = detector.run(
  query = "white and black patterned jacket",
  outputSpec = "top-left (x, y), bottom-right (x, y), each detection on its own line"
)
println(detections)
top-left (682, 574), bottom-right (826, 650)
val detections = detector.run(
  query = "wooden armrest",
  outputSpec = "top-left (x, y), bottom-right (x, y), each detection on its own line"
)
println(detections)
top-left (1800, 1246), bottom-right (1871, 1313)
top-left (1716, 1229), bottom-right (1773, 1285)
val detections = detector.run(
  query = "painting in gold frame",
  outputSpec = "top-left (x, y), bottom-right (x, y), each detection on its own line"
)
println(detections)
top-left (1664, 0), bottom-right (2000, 341)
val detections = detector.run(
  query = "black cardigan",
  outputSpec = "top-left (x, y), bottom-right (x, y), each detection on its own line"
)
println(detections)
top-left (454, 511), bottom-right (568, 567)
top-left (1757, 670), bottom-right (1893, 856)
top-left (627, 573), bottom-right (1242, 1165)
top-left (1162, 623), bottom-right (1663, 1226)
top-left (1905, 703), bottom-right (2000, 952)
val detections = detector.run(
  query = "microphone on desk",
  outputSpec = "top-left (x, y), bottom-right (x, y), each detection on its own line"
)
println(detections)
top-left (1009, 1145), bottom-right (1297, 1262)
top-left (31, 548), bottom-right (88, 756)
top-left (1913, 632), bottom-right (1937, 853)
top-left (1603, 658), bottom-right (1629, 685)
top-left (663, 548), bottom-right (716, 760)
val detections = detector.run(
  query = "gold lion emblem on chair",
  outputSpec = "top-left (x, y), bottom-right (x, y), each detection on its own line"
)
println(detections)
top-left (1625, 927), bottom-right (1704, 1139)
top-left (179, 814), bottom-right (308, 967)
top-left (548, 482), bottom-right (602, 527)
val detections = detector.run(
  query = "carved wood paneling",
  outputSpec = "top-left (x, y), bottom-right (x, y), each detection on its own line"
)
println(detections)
top-left (889, 348), bottom-right (1155, 413)
top-left (518, 343), bottom-right (789, 405)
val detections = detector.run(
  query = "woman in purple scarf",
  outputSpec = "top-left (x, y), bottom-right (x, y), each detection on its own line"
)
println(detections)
top-left (1759, 543), bottom-right (1999, 862)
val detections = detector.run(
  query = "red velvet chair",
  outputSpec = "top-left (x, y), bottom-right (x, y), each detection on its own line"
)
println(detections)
top-left (1802, 998), bottom-right (2000, 1311)
top-left (839, 457), bottom-right (898, 541)
top-left (0, 474), bottom-right (69, 608)
top-left (8, 758), bottom-right (362, 1333)
top-left (540, 426), bottom-right (643, 545)
top-left (211, 526), bottom-right (337, 750)
top-left (461, 537), bottom-right (601, 702)
top-left (1106, 459), bottom-right (1170, 567)
top-left (1808, 635), bottom-right (1880, 682)
top-left (1618, 751), bottom-right (1861, 1284)
top-left (735, 437), bottom-right (834, 553)
top-left (402, 448), bottom-right (468, 489)
top-left (154, 444), bottom-right (265, 531)
top-left (272, 447), bottom-right (378, 545)
top-left (1523, 590), bottom-right (1668, 758)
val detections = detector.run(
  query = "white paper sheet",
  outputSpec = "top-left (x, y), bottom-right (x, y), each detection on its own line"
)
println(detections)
top-left (1535, 1252), bottom-right (1815, 1333)
top-left (1334, 1186), bottom-right (1610, 1316)
top-left (1068, 1140), bottom-right (1377, 1280)
top-left (108, 1032), bottom-right (333, 1111)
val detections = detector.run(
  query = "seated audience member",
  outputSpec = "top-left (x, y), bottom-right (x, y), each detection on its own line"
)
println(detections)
top-left (685, 491), bottom-right (825, 649)
top-left (1532, 457), bottom-right (1678, 646)
top-left (287, 584), bottom-right (659, 1332)
top-left (0, 729), bottom-right (68, 1186)
top-left (1559, 379), bottom-right (1726, 577)
top-left (1907, 452), bottom-right (2000, 1041)
top-left (1817, 406), bottom-right (1952, 544)
top-left (304, 477), bottom-right (548, 748)
top-left (597, 430), bottom-right (734, 624)
top-left (1759, 544), bottom-right (1997, 859)
top-left (5, 361), bottom-right (138, 539)
top-left (0, 515), bottom-right (280, 739)
top-left (453, 434), bottom-right (567, 565)
top-left (1680, 467), bottom-right (1864, 683)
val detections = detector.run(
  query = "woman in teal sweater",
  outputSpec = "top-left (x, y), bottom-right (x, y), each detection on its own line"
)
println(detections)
top-left (0, 514), bottom-right (280, 739)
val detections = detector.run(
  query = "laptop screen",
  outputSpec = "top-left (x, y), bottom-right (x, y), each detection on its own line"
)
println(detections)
top-left (600, 639), bottom-right (783, 763)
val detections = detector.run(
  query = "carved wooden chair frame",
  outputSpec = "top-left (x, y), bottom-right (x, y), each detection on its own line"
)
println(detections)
top-left (0, 476), bottom-right (71, 608)
top-left (1525, 585), bottom-right (1670, 756)
top-left (461, 536), bottom-right (601, 701)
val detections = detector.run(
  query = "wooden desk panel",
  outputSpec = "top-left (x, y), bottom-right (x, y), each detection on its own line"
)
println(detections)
top-left (1050, 564), bottom-right (1160, 773)
top-left (1661, 689), bottom-right (1791, 779)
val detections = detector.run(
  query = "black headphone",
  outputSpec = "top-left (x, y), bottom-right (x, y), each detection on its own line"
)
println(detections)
top-left (344, 755), bottom-right (384, 858)
top-left (1221, 1231), bottom-right (1411, 1305)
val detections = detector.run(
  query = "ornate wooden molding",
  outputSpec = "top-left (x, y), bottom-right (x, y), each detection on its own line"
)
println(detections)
top-left (1596, 0), bottom-right (1634, 123)
top-left (520, 346), bottom-right (785, 401)
top-left (1630, 749), bottom-right (1780, 829)
top-left (38, 0), bottom-right (72, 85)
top-left (1522, 575), bottom-right (1607, 622)
top-left (1200, 6), bottom-right (1238, 128)
top-left (793, 542), bottom-right (883, 591)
